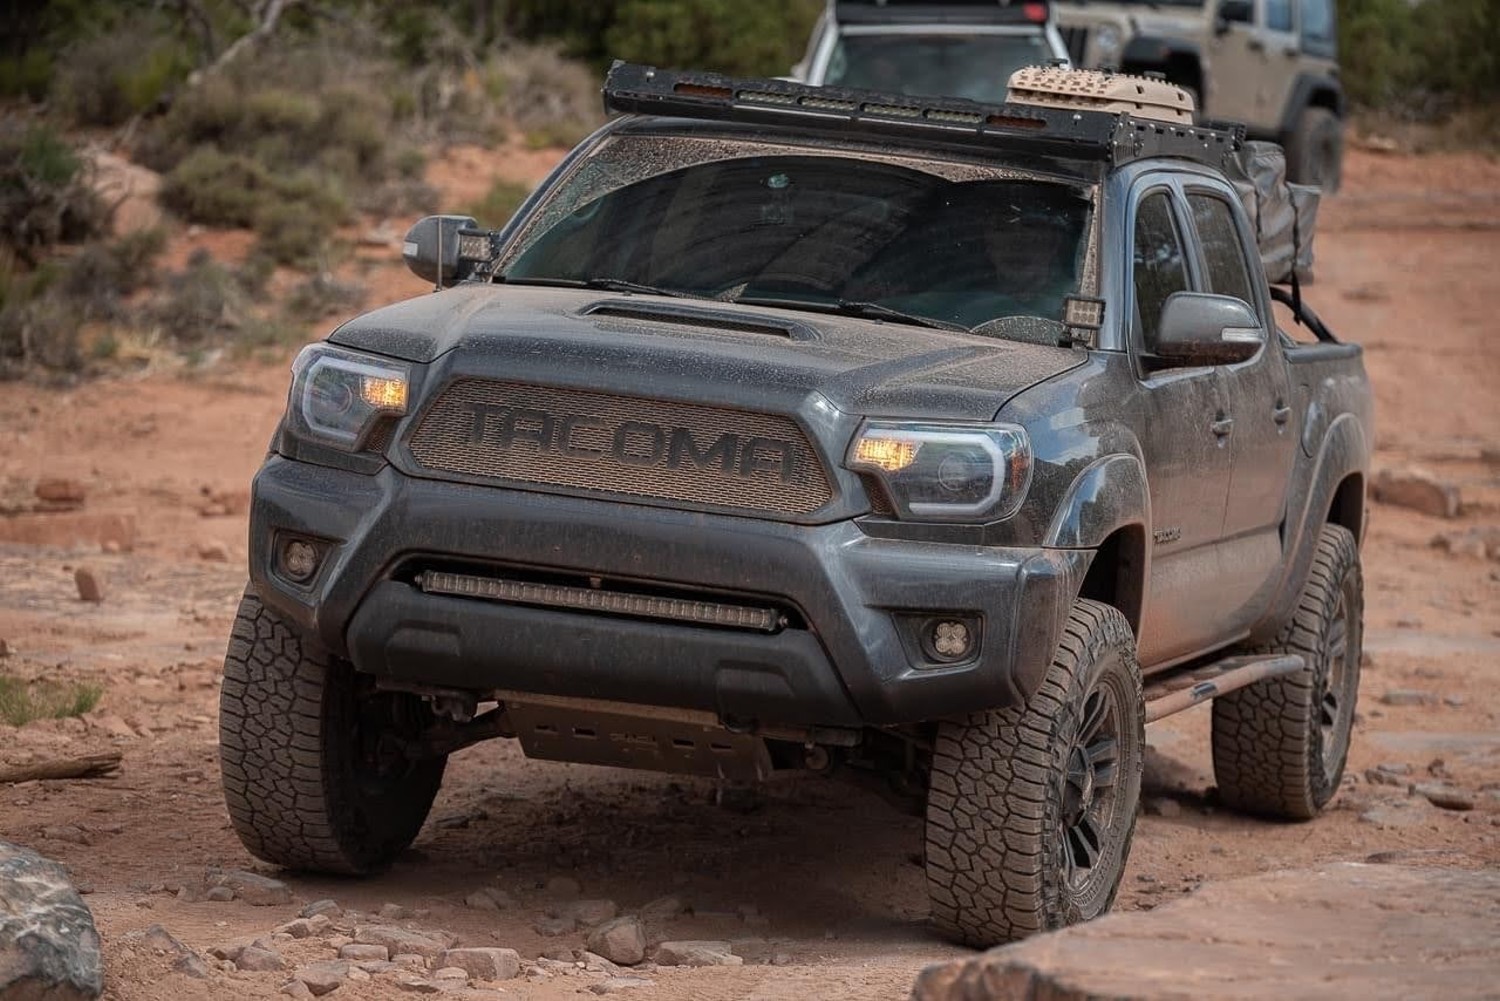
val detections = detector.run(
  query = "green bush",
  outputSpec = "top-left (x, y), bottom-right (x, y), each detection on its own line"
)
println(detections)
top-left (605, 0), bottom-right (821, 77)
top-left (0, 676), bottom-right (103, 726)
top-left (53, 24), bottom-right (191, 127)
top-left (0, 123), bottom-right (107, 263)
top-left (159, 148), bottom-right (347, 237)
top-left (254, 202), bottom-right (330, 267)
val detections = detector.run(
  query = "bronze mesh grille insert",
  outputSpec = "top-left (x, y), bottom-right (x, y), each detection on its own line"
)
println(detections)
top-left (407, 380), bottom-right (833, 516)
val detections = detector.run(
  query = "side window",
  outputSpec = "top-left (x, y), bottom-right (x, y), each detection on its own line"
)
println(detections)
top-left (1133, 191), bottom-right (1190, 348)
top-left (1299, 0), bottom-right (1336, 55)
top-left (1264, 0), bottom-right (1293, 32)
top-left (1188, 194), bottom-right (1258, 314)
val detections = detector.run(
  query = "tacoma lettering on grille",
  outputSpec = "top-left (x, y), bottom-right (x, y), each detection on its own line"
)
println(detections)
top-left (407, 380), bottom-right (834, 516)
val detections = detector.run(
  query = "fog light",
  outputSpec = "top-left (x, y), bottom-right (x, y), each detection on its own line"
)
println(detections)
top-left (931, 620), bottom-right (972, 659)
top-left (281, 539), bottom-right (321, 582)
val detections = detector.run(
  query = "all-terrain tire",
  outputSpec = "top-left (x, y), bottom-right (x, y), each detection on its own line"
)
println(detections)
top-left (1212, 524), bottom-right (1362, 820)
top-left (1286, 106), bottom-right (1343, 193)
top-left (219, 588), bottom-right (446, 873)
top-left (925, 599), bottom-right (1144, 947)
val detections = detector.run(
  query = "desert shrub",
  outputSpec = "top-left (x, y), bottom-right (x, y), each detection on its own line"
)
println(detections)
top-left (53, 23), bottom-right (191, 127)
top-left (604, 0), bottom-right (821, 77)
top-left (254, 202), bottom-right (331, 267)
top-left (148, 250), bottom-right (251, 344)
top-left (486, 43), bottom-right (603, 147)
top-left (158, 146), bottom-right (348, 264)
top-left (0, 676), bottom-right (103, 726)
top-left (285, 272), bottom-right (365, 323)
top-left (0, 122), bottom-right (108, 263)
top-left (466, 178), bottom-right (533, 228)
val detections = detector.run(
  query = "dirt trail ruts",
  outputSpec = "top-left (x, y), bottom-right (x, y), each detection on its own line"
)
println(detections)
top-left (1, 149), bottom-right (1497, 1000)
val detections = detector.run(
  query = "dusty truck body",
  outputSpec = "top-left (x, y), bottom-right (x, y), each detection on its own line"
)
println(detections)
top-left (220, 64), bottom-right (1371, 947)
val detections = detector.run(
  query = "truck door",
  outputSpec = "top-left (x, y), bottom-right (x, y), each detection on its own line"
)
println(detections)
top-left (1208, 0), bottom-right (1301, 126)
top-left (1127, 186), bottom-right (1235, 667)
top-left (1183, 184), bottom-right (1297, 630)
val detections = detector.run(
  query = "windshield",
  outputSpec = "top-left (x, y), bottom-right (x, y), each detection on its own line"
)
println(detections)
top-left (825, 32), bottom-right (1056, 103)
top-left (503, 138), bottom-right (1093, 336)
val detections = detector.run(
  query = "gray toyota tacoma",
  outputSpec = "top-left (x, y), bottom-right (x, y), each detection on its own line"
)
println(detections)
top-left (221, 64), bottom-right (1372, 947)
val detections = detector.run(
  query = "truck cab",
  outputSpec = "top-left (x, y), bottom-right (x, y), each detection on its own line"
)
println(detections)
top-left (793, 0), bottom-right (1071, 103)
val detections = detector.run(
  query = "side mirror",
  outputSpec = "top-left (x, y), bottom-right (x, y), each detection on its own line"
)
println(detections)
top-left (1153, 292), bottom-right (1262, 365)
top-left (403, 215), bottom-right (495, 288)
top-left (1215, 0), bottom-right (1253, 34)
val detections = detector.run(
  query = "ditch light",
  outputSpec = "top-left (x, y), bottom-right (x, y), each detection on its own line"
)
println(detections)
top-left (417, 570), bottom-right (783, 633)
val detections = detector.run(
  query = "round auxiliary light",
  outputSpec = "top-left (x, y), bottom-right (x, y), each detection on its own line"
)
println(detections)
top-left (931, 620), bottom-right (972, 660)
top-left (281, 540), bottom-right (320, 582)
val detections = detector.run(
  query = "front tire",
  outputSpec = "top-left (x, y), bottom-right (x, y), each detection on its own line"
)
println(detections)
top-left (1212, 524), bottom-right (1362, 820)
top-left (219, 589), bottom-right (446, 873)
top-left (925, 600), bottom-right (1144, 947)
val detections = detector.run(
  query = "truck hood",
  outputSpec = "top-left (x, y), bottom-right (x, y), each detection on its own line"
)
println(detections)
top-left (328, 285), bottom-right (1085, 421)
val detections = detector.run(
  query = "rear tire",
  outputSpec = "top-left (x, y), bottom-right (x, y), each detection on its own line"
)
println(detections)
top-left (219, 588), bottom-right (446, 873)
top-left (925, 600), bottom-right (1143, 947)
top-left (1286, 106), bottom-right (1343, 193)
top-left (1212, 524), bottom-right (1362, 820)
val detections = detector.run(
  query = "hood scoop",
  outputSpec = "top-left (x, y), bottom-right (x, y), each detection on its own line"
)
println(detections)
top-left (580, 298), bottom-right (818, 341)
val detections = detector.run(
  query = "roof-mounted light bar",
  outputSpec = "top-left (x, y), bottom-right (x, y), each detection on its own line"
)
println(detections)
top-left (601, 63), bottom-right (1242, 170)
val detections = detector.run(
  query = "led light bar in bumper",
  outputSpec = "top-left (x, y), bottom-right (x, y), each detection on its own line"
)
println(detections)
top-left (417, 570), bottom-right (782, 633)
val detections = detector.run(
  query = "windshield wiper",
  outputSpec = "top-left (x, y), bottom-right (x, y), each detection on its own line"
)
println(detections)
top-left (500, 275), bottom-right (694, 298)
top-left (833, 300), bottom-right (970, 332)
top-left (734, 295), bottom-right (969, 333)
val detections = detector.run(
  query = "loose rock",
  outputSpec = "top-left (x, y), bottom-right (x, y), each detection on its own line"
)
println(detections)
top-left (302, 899), bottom-right (342, 919)
top-left (654, 941), bottom-right (742, 967)
top-left (125, 923), bottom-right (210, 979)
top-left (378, 903), bottom-right (413, 920)
top-left (534, 916), bottom-right (576, 937)
top-left (73, 567), bottom-right (103, 603)
top-left (561, 899), bottom-right (619, 927)
top-left (281, 981), bottom-right (315, 999)
top-left (436, 947), bottom-right (520, 981)
top-left (205, 886), bottom-right (235, 902)
top-left (338, 944), bottom-right (389, 962)
top-left (0, 840), bottom-right (105, 999)
top-left (1414, 783), bottom-right (1476, 811)
top-left (294, 960), bottom-right (350, 996)
top-left (35, 478), bottom-right (87, 508)
top-left (463, 888), bottom-right (514, 911)
top-left (592, 976), bottom-right (654, 994)
top-left (278, 916), bottom-right (330, 939)
top-left (588, 917), bottom-right (647, 967)
top-left (1144, 798), bottom-right (1183, 819)
top-left (354, 926), bottom-right (453, 959)
top-left (1364, 767), bottom-right (1406, 787)
top-left (638, 896), bottom-right (685, 923)
top-left (1373, 467), bottom-right (1461, 519)
top-left (211, 870), bottom-right (292, 906)
top-left (237, 945), bottom-right (286, 972)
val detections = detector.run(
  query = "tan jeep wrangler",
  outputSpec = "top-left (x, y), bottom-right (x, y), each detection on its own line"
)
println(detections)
top-left (1053, 0), bottom-right (1343, 190)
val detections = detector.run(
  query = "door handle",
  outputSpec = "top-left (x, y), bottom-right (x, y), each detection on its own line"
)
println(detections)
top-left (1282, 45), bottom-right (1299, 57)
top-left (1211, 417), bottom-right (1235, 437)
top-left (1247, 36), bottom-right (1265, 52)
top-left (1273, 403), bottom-right (1293, 425)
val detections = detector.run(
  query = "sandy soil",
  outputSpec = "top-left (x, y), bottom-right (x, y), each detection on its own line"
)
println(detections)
top-left (1, 148), bottom-right (1497, 1001)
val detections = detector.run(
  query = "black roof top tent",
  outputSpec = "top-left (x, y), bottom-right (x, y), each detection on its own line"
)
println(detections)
top-left (602, 62), bottom-right (1244, 171)
top-left (833, 0), bottom-right (1052, 25)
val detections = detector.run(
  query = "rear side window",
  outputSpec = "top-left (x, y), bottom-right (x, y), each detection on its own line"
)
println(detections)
top-left (1188, 194), bottom-right (1257, 313)
top-left (1132, 192), bottom-right (1189, 347)
top-left (1264, 0), bottom-right (1293, 32)
top-left (1300, 0), bottom-right (1336, 55)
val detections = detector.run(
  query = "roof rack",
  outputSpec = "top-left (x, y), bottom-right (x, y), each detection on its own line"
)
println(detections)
top-left (832, 0), bottom-right (1050, 26)
top-left (602, 63), bottom-right (1243, 171)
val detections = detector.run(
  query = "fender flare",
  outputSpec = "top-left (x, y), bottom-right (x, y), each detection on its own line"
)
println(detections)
top-left (1254, 412), bottom-right (1367, 638)
top-left (1043, 453), bottom-right (1152, 550)
top-left (1277, 73), bottom-right (1346, 136)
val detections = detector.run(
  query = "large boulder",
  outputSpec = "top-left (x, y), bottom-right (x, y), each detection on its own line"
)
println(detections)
top-left (0, 840), bottom-right (104, 1000)
top-left (912, 863), bottom-right (1500, 1001)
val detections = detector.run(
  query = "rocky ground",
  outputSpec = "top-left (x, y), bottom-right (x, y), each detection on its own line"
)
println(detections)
top-left (0, 148), bottom-right (1497, 1000)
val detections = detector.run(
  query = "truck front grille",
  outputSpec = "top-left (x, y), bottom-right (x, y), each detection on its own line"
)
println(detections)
top-left (406, 379), bottom-right (834, 516)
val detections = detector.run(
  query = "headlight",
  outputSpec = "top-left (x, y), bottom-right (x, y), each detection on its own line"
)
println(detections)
top-left (288, 344), bottom-right (410, 450)
top-left (1094, 25), bottom-right (1123, 63)
top-left (846, 421), bottom-right (1031, 522)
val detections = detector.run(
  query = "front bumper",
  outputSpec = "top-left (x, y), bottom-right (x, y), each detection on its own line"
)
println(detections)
top-left (249, 456), bottom-right (1087, 727)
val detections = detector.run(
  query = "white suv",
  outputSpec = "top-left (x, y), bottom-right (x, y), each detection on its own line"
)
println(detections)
top-left (792, 0), bottom-right (1070, 104)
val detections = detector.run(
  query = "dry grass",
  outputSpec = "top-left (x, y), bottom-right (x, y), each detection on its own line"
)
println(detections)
top-left (0, 675), bottom-right (103, 727)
